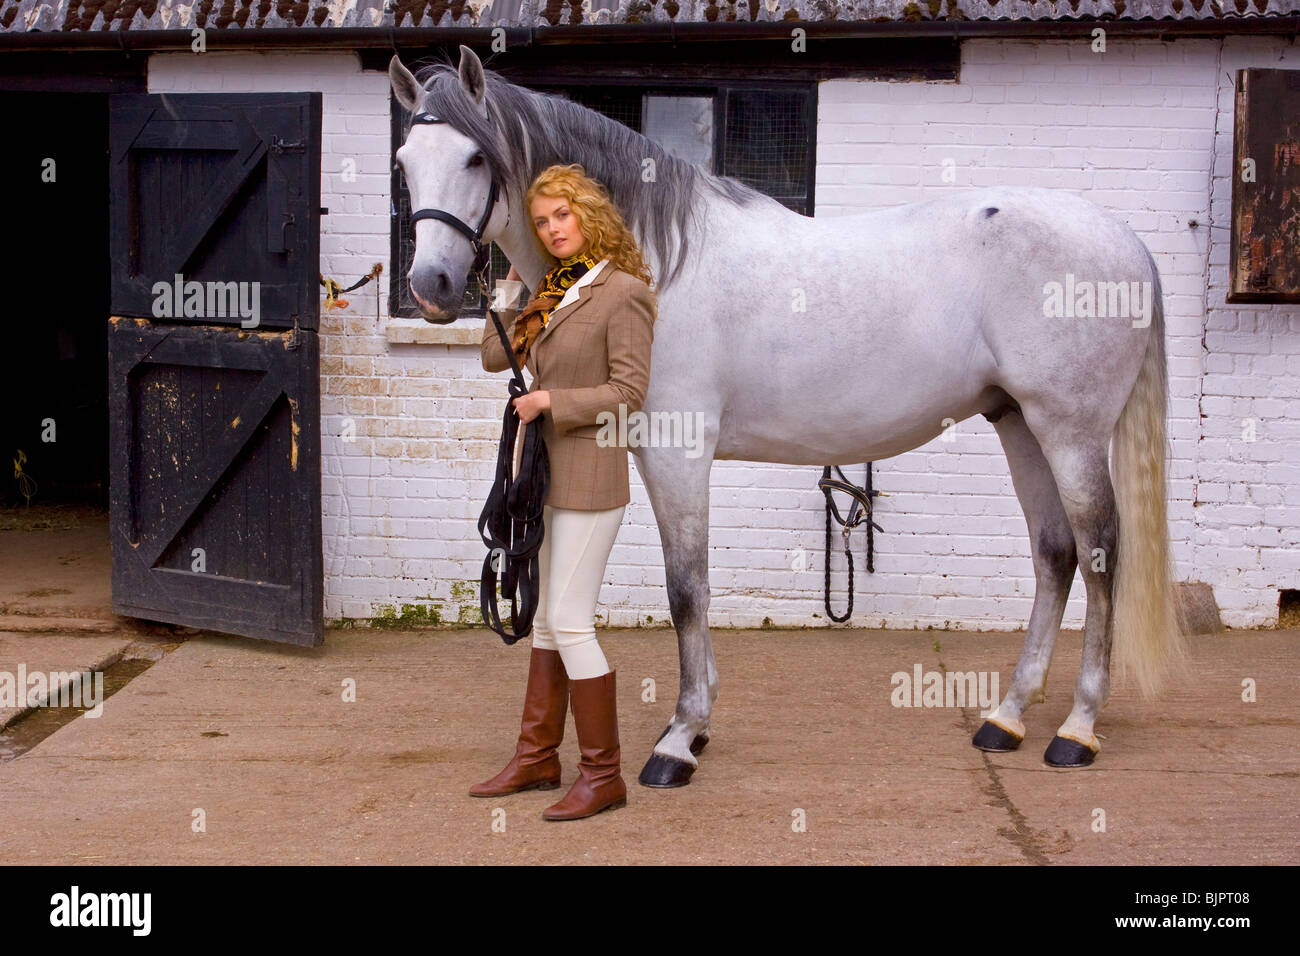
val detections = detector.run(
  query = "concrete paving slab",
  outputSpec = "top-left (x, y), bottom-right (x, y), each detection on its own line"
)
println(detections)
top-left (0, 626), bottom-right (1294, 864)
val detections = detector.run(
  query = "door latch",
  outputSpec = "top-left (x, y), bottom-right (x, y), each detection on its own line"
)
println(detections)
top-left (270, 135), bottom-right (306, 154)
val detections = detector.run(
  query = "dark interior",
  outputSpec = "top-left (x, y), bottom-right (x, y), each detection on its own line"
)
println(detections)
top-left (0, 92), bottom-right (110, 508)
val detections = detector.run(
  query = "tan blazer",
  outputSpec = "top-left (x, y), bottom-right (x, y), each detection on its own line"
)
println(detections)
top-left (481, 263), bottom-right (655, 511)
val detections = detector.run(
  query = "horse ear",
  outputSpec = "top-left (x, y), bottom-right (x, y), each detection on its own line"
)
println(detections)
top-left (389, 55), bottom-right (423, 112)
top-left (457, 44), bottom-right (487, 105)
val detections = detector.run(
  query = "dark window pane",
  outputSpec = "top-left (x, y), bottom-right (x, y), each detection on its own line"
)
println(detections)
top-left (545, 87), bottom-right (642, 134)
top-left (723, 89), bottom-right (809, 215)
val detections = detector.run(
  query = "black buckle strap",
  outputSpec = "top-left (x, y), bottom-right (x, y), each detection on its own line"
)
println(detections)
top-left (409, 178), bottom-right (498, 249)
top-left (818, 465), bottom-right (883, 624)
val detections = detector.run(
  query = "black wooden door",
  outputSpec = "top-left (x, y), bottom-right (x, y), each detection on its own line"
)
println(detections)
top-left (107, 93), bottom-right (323, 646)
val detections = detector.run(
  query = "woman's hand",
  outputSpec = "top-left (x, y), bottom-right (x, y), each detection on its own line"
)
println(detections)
top-left (512, 389), bottom-right (550, 424)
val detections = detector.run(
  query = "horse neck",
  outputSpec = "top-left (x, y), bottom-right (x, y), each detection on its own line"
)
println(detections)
top-left (493, 223), bottom-right (551, 291)
top-left (505, 95), bottom-right (704, 289)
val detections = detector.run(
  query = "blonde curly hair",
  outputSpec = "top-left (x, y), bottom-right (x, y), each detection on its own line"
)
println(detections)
top-left (525, 163), bottom-right (657, 313)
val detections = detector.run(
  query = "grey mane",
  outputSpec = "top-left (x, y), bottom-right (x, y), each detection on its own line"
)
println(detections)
top-left (407, 55), bottom-right (779, 290)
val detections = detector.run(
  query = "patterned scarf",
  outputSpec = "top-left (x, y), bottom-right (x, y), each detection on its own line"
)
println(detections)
top-left (509, 250), bottom-right (599, 368)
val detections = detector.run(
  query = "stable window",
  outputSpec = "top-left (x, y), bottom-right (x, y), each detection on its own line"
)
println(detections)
top-left (1229, 68), bottom-right (1300, 303)
top-left (389, 80), bottom-right (816, 318)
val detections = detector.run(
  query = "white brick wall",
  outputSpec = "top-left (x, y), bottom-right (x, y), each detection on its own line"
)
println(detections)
top-left (148, 41), bottom-right (1299, 630)
top-left (1194, 37), bottom-right (1300, 626)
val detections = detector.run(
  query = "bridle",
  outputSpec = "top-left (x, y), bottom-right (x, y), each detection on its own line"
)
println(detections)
top-left (404, 109), bottom-right (543, 646)
top-left (405, 109), bottom-right (520, 380)
top-left (404, 108), bottom-right (525, 385)
top-left (406, 109), bottom-right (502, 286)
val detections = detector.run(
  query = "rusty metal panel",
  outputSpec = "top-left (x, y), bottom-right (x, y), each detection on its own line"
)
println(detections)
top-left (1230, 68), bottom-right (1300, 303)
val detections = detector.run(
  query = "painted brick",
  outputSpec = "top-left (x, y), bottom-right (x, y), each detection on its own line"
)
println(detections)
top-left (147, 42), bottom-right (1298, 630)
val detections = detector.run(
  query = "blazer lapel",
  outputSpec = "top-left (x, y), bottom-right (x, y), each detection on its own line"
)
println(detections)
top-left (532, 261), bottom-right (614, 350)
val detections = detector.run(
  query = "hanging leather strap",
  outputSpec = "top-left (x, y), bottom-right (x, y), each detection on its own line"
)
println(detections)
top-left (477, 296), bottom-right (550, 644)
top-left (818, 465), bottom-right (883, 624)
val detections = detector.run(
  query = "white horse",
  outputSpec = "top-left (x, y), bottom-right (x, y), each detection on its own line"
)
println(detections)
top-left (391, 47), bottom-right (1184, 783)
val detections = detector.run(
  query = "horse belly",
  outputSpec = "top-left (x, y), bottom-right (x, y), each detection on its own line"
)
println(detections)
top-left (713, 375), bottom-right (997, 465)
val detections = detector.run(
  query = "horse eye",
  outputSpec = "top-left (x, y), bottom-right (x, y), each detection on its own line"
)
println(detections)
top-left (468, 153), bottom-right (484, 168)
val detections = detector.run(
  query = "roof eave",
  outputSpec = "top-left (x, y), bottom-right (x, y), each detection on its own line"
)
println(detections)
top-left (2, 17), bottom-right (1298, 53)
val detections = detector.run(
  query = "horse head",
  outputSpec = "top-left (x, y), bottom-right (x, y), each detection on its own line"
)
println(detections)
top-left (390, 46), bottom-right (514, 323)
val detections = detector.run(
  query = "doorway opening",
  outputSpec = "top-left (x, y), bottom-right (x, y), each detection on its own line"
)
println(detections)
top-left (0, 91), bottom-right (113, 623)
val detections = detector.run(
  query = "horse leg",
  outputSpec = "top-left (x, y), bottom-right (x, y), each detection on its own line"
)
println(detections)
top-left (973, 411), bottom-right (1078, 753)
top-left (1029, 436), bottom-right (1119, 767)
top-left (635, 442), bottom-right (717, 787)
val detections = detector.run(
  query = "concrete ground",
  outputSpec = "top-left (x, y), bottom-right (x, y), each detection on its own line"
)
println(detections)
top-left (0, 503), bottom-right (117, 624)
top-left (2, 503), bottom-right (1295, 864)
top-left (0, 504), bottom-right (171, 732)
top-left (0, 623), bottom-right (1296, 865)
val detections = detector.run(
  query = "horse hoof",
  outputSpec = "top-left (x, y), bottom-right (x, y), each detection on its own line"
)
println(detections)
top-left (639, 752), bottom-right (696, 788)
top-left (655, 722), bottom-right (709, 756)
top-left (972, 720), bottom-right (1022, 752)
top-left (1044, 735), bottom-right (1097, 767)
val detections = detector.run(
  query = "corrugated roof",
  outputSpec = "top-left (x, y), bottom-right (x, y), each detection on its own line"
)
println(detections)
top-left (4, 0), bottom-right (1299, 33)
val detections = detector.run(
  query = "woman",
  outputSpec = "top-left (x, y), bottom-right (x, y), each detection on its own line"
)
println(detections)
top-left (471, 164), bottom-right (657, 821)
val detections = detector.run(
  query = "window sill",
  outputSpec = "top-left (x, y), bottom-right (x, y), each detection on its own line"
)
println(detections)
top-left (386, 316), bottom-right (486, 346)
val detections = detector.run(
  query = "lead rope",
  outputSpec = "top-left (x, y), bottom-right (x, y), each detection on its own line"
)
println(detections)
top-left (475, 260), bottom-right (550, 644)
top-left (319, 264), bottom-right (384, 322)
top-left (818, 464), bottom-right (884, 623)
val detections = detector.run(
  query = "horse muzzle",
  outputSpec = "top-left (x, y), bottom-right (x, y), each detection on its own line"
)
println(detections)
top-left (409, 270), bottom-right (462, 324)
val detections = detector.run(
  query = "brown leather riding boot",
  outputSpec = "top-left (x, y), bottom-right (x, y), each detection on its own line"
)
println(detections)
top-left (469, 647), bottom-right (568, 797)
top-left (542, 669), bottom-right (627, 821)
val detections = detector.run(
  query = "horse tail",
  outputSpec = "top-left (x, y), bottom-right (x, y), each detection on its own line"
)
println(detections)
top-left (1109, 247), bottom-right (1184, 700)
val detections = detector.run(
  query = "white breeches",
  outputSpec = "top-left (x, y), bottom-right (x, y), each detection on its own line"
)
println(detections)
top-left (530, 503), bottom-right (625, 680)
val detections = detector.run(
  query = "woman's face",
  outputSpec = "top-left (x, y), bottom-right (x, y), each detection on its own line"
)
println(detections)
top-left (530, 193), bottom-right (588, 259)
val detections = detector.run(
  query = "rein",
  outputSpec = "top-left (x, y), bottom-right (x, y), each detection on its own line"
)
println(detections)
top-left (818, 465), bottom-right (883, 623)
top-left (474, 257), bottom-right (549, 645)
top-left (403, 108), bottom-right (546, 645)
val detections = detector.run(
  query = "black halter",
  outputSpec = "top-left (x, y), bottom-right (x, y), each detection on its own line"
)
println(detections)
top-left (818, 465), bottom-right (883, 623)
top-left (407, 110), bottom-right (501, 276)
